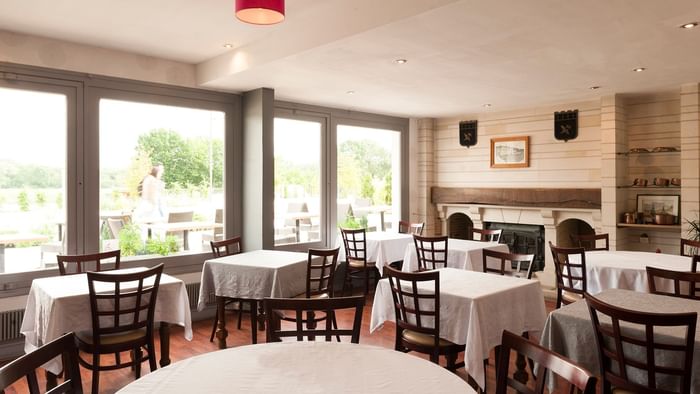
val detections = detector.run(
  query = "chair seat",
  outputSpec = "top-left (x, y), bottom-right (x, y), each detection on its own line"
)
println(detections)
top-left (612, 389), bottom-right (636, 394)
top-left (562, 290), bottom-right (582, 304)
top-left (76, 328), bottom-right (147, 346)
top-left (348, 258), bottom-right (369, 269)
top-left (294, 292), bottom-right (330, 299)
top-left (402, 329), bottom-right (456, 348)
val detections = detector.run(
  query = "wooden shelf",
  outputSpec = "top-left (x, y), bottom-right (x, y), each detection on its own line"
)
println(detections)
top-left (616, 149), bottom-right (680, 156)
top-left (617, 223), bottom-right (681, 231)
top-left (616, 186), bottom-right (680, 189)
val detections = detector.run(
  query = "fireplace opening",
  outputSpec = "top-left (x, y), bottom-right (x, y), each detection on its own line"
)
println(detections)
top-left (485, 222), bottom-right (545, 272)
top-left (556, 219), bottom-right (595, 248)
top-left (447, 213), bottom-right (473, 240)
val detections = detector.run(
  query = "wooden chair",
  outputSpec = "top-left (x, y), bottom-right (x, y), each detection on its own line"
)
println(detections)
top-left (693, 255), bottom-right (700, 273)
top-left (340, 228), bottom-right (379, 296)
top-left (472, 228), bottom-right (502, 242)
top-left (482, 249), bottom-right (535, 279)
top-left (398, 221), bottom-right (424, 235)
top-left (165, 210), bottom-right (193, 248)
top-left (680, 238), bottom-right (700, 257)
top-left (549, 242), bottom-right (587, 308)
top-left (413, 234), bottom-right (448, 271)
top-left (263, 296), bottom-right (364, 343)
top-left (570, 233), bottom-right (609, 251)
top-left (208, 236), bottom-right (248, 342)
top-left (646, 266), bottom-right (700, 300)
top-left (77, 264), bottom-right (163, 394)
top-left (385, 267), bottom-right (465, 371)
top-left (495, 330), bottom-right (596, 394)
top-left (585, 293), bottom-right (697, 394)
top-left (56, 250), bottom-right (121, 276)
top-left (301, 247), bottom-right (339, 299)
top-left (0, 332), bottom-right (83, 394)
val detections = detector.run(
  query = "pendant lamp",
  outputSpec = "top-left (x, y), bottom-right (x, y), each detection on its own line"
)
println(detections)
top-left (235, 0), bottom-right (285, 25)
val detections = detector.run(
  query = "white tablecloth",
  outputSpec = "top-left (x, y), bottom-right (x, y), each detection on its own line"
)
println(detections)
top-left (370, 268), bottom-right (546, 389)
top-left (402, 238), bottom-right (510, 273)
top-left (20, 268), bottom-right (193, 374)
top-left (337, 231), bottom-right (414, 272)
top-left (117, 342), bottom-right (474, 394)
top-left (583, 251), bottom-right (692, 294)
top-left (197, 250), bottom-right (308, 310)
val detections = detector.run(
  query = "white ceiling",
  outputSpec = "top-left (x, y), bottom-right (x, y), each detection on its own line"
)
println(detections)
top-left (1, 0), bottom-right (699, 117)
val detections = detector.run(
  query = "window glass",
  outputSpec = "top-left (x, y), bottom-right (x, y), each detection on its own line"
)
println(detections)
top-left (0, 87), bottom-right (67, 273)
top-left (99, 99), bottom-right (224, 257)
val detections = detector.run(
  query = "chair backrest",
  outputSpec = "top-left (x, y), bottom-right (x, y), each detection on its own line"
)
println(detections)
top-left (0, 332), bottom-right (83, 394)
top-left (385, 267), bottom-right (440, 349)
top-left (340, 228), bottom-right (367, 265)
top-left (646, 266), bottom-right (700, 300)
top-left (413, 234), bottom-right (448, 271)
top-left (482, 249), bottom-right (535, 279)
top-left (570, 233), bottom-right (609, 251)
top-left (585, 293), bottom-right (697, 394)
top-left (210, 236), bottom-right (242, 257)
top-left (306, 247), bottom-right (339, 297)
top-left (495, 330), bottom-right (596, 394)
top-left (56, 249), bottom-right (121, 276)
top-left (693, 255), bottom-right (700, 273)
top-left (680, 238), bottom-right (700, 257)
top-left (86, 264), bottom-right (163, 344)
top-left (285, 201), bottom-right (311, 226)
top-left (264, 296), bottom-right (364, 343)
top-left (473, 228), bottom-right (502, 242)
top-left (549, 242), bottom-right (586, 308)
top-left (398, 221), bottom-right (424, 236)
top-left (106, 218), bottom-right (125, 239)
top-left (168, 210), bottom-right (193, 223)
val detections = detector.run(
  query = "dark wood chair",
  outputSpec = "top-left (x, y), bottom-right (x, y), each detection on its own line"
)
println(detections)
top-left (398, 220), bottom-right (424, 235)
top-left (495, 330), bottom-right (597, 394)
top-left (340, 228), bottom-right (378, 296)
top-left (549, 242), bottom-right (587, 308)
top-left (693, 255), bottom-right (700, 273)
top-left (585, 293), bottom-right (697, 394)
top-left (77, 264), bottom-right (163, 394)
top-left (0, 332), bottom-right (83, 394)
top-left (646, 266), bottom-right (700, 300)
top-left (482, 249), bottom-right (535, 279)
top-left (473, 228), bottom-right (502, 242)
top-left (56, 250), bottom-right (121, 276)
top-left (263, 296), bottom-right (364, 343)
top-left (208, 236), bottom-right (248, 342)
top-left (301, 247), bottom-right (339, 298)
top-left (570, 233), bottom-right (609, 251)
top-left (680, 238), bottom-right (700, 257)
top-left (413, 234), bottom-right (448, 271)
top-left (385, 267), bottom-right (465, 371)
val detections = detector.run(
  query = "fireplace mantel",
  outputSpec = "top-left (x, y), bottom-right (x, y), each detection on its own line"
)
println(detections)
top-left (432, 187), bottom-right (601, 210)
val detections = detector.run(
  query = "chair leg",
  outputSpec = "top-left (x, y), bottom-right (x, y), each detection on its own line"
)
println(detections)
top-left (364, 269), bottom-right (369, 296)
top-left (209, 313), bottom-right (218, 342)
top-left (331, 311), bottom-right (341, 342)
top-left (148, 339), bottom-right (158, 373)
top-left (237, 302), bottom-right (243, 330)
top-left (446, 351), bottom-right (457, 371)
top-left (91, 353), bottom-right (100, 394)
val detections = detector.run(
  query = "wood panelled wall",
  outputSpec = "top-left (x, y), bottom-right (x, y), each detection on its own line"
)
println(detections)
top-left (434, 100), bottom-right (601, 189)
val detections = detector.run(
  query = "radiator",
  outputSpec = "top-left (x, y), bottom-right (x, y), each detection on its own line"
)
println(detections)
top-left (185, 282), bottom-right (216, 309)
top-left (0, 309), bottom-right (24, 341)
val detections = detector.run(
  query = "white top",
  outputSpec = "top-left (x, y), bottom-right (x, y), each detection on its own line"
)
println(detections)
top-left (117, 342), bottom-right (474, 394)
top-left (583, 250), bottom-right (693, 294)
top-left (20, 268), bottom-right (193, 374)
top-left (402, 238), bottom-right (510, 273)
top-left (198, 250), bottom-right (308, 310)
top-left (370, 268), bottom-right (546, 389)
top-left (337, 231), bottom-right (414, 271)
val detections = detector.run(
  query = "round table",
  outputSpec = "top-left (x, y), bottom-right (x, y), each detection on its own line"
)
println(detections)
top-left (117, 342), bottom-right (474, 393)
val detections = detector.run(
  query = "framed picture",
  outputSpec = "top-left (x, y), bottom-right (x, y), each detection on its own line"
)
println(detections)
top-left (490, 136), bottom-right (529, 168)
top-left (636, 194), bottom-right (680, 224)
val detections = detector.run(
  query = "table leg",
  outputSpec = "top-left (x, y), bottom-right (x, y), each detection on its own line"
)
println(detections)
top-left (45, 371), bottom-right (58, 391)
top-left (0, 244), bottom-right (4, 273)
top-left (380, 211), bottom-right (385, 232)
top-left (295, 219), bottom-right (301, 243)
top-left (183, 229), bottom-right (189, 250)
top-left (57, 223), bottom-right (63, 241)
top-left (158, 322), bottom-right (171, 367)
top-left (250, 299), bottom-right (257, 344)
top-left (215, 296), bottom-right (228, 349)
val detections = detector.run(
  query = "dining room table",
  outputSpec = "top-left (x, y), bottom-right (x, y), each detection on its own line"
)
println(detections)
top-left (540, 288), bottom-right (700, 393)
top-left (370, 267), bottom-right (547, 390)
top-left (577, 250), bottom-right (692, 294)
top-left (116, 341), bottom-right (474, 393)
top-left (401, 237), bottom-right (510, 273)
top-left (197, 249), bottom-right (309, 348)
top-left (20, 267), bottom-right (193, 375)
top-left (336, 231), bottom-right (414, 273)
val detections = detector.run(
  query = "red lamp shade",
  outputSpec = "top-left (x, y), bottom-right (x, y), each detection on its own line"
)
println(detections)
top-left (235, 0), bottom-right (285, 25)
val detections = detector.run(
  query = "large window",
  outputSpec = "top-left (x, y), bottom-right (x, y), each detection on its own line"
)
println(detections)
top-left (0, 87), bottom-right (67, 273)
top-left (99, 99), bottom-right (225, 257)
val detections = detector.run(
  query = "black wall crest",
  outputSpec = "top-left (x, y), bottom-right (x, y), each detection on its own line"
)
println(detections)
top-left (554, 110), bottom-right (578, 142)
top-left (459, 120), bottom-right (478, 148)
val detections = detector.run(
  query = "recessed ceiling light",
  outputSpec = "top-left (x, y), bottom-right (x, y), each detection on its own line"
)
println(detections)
top-left (680, 22), bottom-right (698, 29)
top-left (395, 59), bottom-right (407, 64)
top-left (346, 90), bottom-right (355, 95)
top-left (223, 43), bottom-right (233, 48)
top-left (589, 86), bottom-right (601, 90)
top-left (633, 67), bottom-right (646, 72)
top-left (482, 103), bottom-right (492, 108)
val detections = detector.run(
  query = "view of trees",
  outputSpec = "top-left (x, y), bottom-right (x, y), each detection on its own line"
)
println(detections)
top-left (0, 161), bottom-right (62, 188)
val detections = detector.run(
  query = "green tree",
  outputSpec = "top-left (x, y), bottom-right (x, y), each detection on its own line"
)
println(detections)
top-left (338, 140), bottom-right (391, 180)
top-left (35, 192), bottom-right (46, 206)
top-left (17, 190), bottom-right (29, 212)
top-left (360, 175), bottom-right (374, 203)
top-left (382, 173), bottom-right (392, 204)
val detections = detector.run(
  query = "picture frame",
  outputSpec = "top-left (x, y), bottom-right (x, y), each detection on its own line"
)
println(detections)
top-left (636, 194), bottom-right (680, 224)
top-left (490, 136), bottom-right (529, 168)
